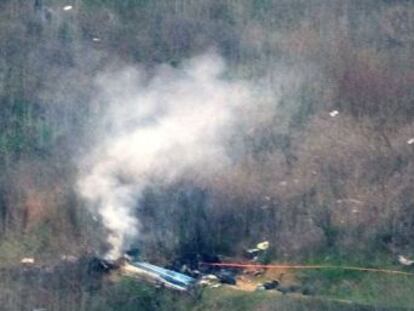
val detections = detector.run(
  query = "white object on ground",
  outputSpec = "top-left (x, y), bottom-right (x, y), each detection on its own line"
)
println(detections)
top-left (398, 255), bottom-right (414, 266)
top-left (63, 5), bottom-right (73, 11)
top-left (329, 110), bottom-right (339, 117)
top-left (204, 274), bottom-right (219, 281)
top-left (407, 138), bottom-right (414, 145)
top-left (21, 257), bottom-right (35, 264)
top-left (257, 241), bottom-right (269, 250)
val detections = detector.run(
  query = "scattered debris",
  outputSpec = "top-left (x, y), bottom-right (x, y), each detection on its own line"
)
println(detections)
top-left (246, 241), bottom-right (270, 262)
top-left (243, 268), bottom-right (265, 277)
top-left (21, 257), bottom-right (35, 265)
top-left (92, 37), bottom-right (101, 42)
top-left (257, 241), bottom-right (270, 251)
top-left (407, 138), bottom-right (414, 145)
top-left (253, 269), bottom-right (265, 277)
top-left (63, 5), bottom-right (73, 11)
top-left (329, 110), bottom-right (339, 117)
top-left (398, 255), bottom-right (414, 266)
top-left (180, 264), bottom-right (193, 276)
top-left (247, 248), bottom-right (260, 256)
top-left (125, 248), bottom-right (140, 261)
top-left (121, 261), bottom-right (196, 291)
top-left (88, 257), bottom-right (118, 274)
top-left (261, 279), bottom-right (280, 290)
top-left (215, 269), bottom-right (237, 285)
top-left (204, 274), bottom-right (219, 281)
top-left (198, 274), bottom-right (220, 287)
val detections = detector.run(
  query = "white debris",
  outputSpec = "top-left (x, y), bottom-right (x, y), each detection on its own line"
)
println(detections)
top-left (407, 138), bottom-right (414, 145)
top-left (198, 279), bottom-right (210, 286)
top-left (204, 274), bottom-right (219, 282)
top-left (63, 5), bottom-right (73, 11)
top-left (398, 255), bottom-right (414, 266)
top-left (198, 274), bottom-right (220, 288)
top-left (92, 37), bottom-right (101, 42)
top-left (329, 110), bottom-right (339, 117)
top-left (257, 241), bottom-right (270, 251)
top-left (247, 248), bottom-right (260, 254)
top-left (21, 257), bottom-right (35, 264)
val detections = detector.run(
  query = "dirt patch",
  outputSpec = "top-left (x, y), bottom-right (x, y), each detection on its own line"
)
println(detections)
top-left (233, 267), bottom-right (298, 292)
top-left (234, 275), bottom-right (258, 292)
top-left (263, 267), bottom-right (297, 286)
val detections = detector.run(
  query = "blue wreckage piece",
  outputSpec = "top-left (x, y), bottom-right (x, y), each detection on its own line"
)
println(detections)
top-left (131, 261), bottom-right (196, 291)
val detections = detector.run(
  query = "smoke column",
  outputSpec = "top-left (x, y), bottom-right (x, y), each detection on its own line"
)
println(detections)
top-left (77, 52), bottom-right (252, 259)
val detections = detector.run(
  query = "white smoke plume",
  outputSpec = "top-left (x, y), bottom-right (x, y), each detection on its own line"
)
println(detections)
top-left (77, 52), bottom-right (252, 259)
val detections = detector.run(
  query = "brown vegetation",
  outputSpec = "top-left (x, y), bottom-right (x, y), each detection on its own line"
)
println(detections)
top-left (0, 0), bottom-right (413, 268)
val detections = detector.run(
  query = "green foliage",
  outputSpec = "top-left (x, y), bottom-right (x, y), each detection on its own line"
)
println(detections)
top-left (84, 278), bottom-right (194, 311)
top-left (301, 270), bottom-right (414, 309)
top-left (194, 288), bottom-right (394, 311)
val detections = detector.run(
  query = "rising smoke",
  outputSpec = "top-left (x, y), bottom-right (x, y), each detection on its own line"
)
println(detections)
top-left (77, 52), bottom-right (253, 259)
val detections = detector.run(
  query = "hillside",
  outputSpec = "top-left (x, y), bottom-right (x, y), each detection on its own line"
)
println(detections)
top-left (0, 0), bottom-right (414, 310)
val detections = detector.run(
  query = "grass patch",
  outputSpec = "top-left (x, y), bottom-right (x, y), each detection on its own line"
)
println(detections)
top-left (194, 287), bottom-right (399, 311)
top-left (300, 268), bottom-right (414, 309)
